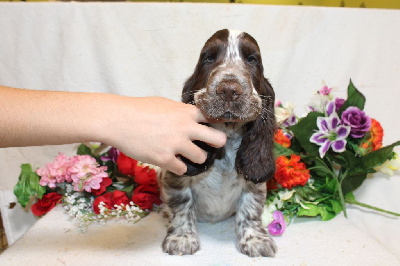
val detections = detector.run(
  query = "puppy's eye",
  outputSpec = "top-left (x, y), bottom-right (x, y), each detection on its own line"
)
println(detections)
top-left (203, 56), bottom-right (215, 64)
top-left (247, 55), bottom-right (258, 65)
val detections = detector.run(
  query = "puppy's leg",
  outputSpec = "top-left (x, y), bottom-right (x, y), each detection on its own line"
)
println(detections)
top-left (161, 174), bottom-right (199, 255)
top-left (236, 182), bottom-right (277, 257)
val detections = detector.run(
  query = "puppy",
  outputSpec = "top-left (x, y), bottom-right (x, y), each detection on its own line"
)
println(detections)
top-left (160, 29), bottom-right (277, 257)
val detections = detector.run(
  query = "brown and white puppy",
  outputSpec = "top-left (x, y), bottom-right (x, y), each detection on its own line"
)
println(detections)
top-left (160, 29), bottom-right (277, 257)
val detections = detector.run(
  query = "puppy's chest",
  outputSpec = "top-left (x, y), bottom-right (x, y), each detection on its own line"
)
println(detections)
top-left (191, 136), bottom-right (245, 222)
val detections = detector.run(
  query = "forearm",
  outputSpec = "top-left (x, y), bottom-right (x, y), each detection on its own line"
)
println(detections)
top-left (0, 86), bottom-right (105, 148)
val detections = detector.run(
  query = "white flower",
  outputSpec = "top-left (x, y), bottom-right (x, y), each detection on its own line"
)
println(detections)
top-left (275, 102), bottom-right (295, 124)
top-left (262, 206), bottom-right (275, 227)
top-left (375, 152), bottom-right (400, 176)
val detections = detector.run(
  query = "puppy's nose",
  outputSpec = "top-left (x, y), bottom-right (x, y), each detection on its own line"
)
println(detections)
top-left (216, 80), bottom-right (243, 101)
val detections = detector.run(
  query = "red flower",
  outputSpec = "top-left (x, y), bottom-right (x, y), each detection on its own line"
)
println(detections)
top-left (134, 166), bottom-right (158, 186)
top-left (112, 190), bottom-right (130, 206)
top-left (93, 192), bottom-right (113, 214)
top-left (274, 154), bottom-right (310, 189)
top-left (131, 185), bottom-right (161, 210)
top-left (361, 118), bottom-right (384, 153)
top-left (91, 177), bottom-right (112, 196)
top-left (93, 190), bottom-right (131, 214)
top-left (267, 178), bottom-right (279, 191)
top-left (117, 152), bottom-right (138, 176)
top-left (274, 129), bottom-right (291, 148)
top-left (31, 192), bottom-right (62, 217)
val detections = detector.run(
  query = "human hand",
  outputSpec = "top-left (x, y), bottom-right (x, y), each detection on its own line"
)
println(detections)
top-left (101, 96), bottom-right (226, 175)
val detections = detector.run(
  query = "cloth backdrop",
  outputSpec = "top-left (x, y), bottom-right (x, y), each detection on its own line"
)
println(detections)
top-left (0, 3), bottom-right (399, 264)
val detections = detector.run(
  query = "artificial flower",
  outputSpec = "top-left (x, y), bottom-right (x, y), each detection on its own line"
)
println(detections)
top-left (341, 107), bottom-right (371, 138)
top-left (310, 113), bottom-right (351, 158)
top-left (131, 185), bottom-right (161, 210)
top-left (117, 152), bottom-right (138, 176)
top-left (112, 190), bottom-right (131, 206)
top-left (100, 147), bottom-right (120, 163)
top-left (275, 102), bottom-right (295, 125)
top-left (335, 97), bottom-right (345, 112)
top-left (268, 211), bottom-right (286, 235)
top-left (93, 192), bottom-right (113, 214)
top-left (375, 152), bottom-right (400, 176)
top-left (37, 163), bottom-right (57, 188)
top-left (134, 165), bottom-right (158, 186)
top-left (274, 155), bottom-right (310, 189)
top-left (267, 178), bottom-right (279, 191)
top-left (31, 192), bottom-right (62, 217)
top-left (48, 153), bottom-right (73, 183)
top-left (69, 155), bottom-right (108, 192)
top-left (91, 177), bottom-right (112, 196)
top-left (319, 85), bottom-right (332, 96)
top-left (360, 118), bottom-right (383, 153)
top-left (274, 129), bottom-right (291, 148)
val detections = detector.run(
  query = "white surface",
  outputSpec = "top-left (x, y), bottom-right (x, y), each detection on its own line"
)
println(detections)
top-left (0, 2), bottom-right (399, 261)
top-left (1, 206), bottom-right (399, 265)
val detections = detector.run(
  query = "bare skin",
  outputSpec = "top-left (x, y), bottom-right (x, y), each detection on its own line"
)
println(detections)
top-left (0, 86), bottom-right (226, 175)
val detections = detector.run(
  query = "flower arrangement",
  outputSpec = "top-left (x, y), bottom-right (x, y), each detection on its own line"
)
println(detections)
top-left (262, 81), bottom-right (400, 234)
top-left (14, 144), bottom-right (161, 229)
top-left (14, 80), bottom-right (400, 235)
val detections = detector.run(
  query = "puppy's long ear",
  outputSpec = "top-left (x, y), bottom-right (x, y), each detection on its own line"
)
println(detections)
top-left (179, 71), bottom-right (218, 176)
top-left (235, 78), bottom-right (276, 183)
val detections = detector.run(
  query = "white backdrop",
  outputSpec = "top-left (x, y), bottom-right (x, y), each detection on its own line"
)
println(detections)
top-left (0, 3), bottom-right (399, 263)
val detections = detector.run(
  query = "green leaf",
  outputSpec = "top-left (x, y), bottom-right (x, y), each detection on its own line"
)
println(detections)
top-left (14, 164), bottom-right (46, 207)
top-left (361, 141), bottom-right (400, 170)
top-left (289, 112), bottom-right (322, 157)
top-left (345, 192), bottom-right (356, 202)
top-left (77, 144), bottom-right (92, 156)
top-left (328, 199), bottom-right (343, 214)
top-left (341, 172), bottom-right (368, 195)
top-left (338, 80), bottom-right (366, 115)
top-left (274, 143), bottom-right (295, 158)
top-left (319, 207), bottom-right (336, 221)
top-left (297, 203), bottom-right (320, 217)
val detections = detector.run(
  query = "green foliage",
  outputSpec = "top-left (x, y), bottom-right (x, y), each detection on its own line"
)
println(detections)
top-left (14, 164), bottom-right (46, 207)
top-left (289, 112), bottom-right (322, 157)
top-left (338, 80), bottom-right (366, 115)
top-left (77, 144), bottom-right (93, 156)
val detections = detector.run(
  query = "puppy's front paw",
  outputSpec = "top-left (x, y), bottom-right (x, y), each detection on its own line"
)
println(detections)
top-left (238, 229), bottom-right (277, 257)
top-left (162, 231), bottom-right (200, 255)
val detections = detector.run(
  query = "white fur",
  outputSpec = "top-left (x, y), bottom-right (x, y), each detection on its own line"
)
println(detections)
top-left (227, 30), bottom-right (243, 62)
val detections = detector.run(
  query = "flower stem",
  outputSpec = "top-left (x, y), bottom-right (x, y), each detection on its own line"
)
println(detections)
top-left (336, 176), bottom-right (347, 218)
top-left (345, 199), bottom-right (400, 217)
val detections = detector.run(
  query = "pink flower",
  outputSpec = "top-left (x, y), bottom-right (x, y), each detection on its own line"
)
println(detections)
top-left (37, 163), bottom-right (57, 188)
top-left (268, 211), bottom-right (286, 236)
top-left (48, 153), bottom-right (73, 183)
top-left (319, 85), bottom-right (332, 96)
top-left (69, 155), bottom-right (108, 192)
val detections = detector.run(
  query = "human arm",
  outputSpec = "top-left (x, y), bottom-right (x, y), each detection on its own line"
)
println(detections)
top-left (0, 86), bottom-right (226, 175)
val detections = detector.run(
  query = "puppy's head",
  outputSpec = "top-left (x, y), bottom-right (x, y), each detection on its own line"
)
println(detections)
top-left (182, 29), bottom-right (276, 183)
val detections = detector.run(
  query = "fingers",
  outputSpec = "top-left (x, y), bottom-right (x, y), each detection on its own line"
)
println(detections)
top-left (178, 140), bottom-right (208, 165)
top-left (166, 157), bottom-right (187, 176)
top-left (191, 124), bottom-right (227, 148)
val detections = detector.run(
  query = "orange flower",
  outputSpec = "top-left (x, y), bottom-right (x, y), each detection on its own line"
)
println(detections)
top-left (274, 154), bottom-right (310, 189)
top-left (361, 118), bottom-right (383, 153)
top-left (274, 129), bottom-right (291, 148)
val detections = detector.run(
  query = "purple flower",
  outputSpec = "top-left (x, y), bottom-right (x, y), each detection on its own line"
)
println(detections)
top-left (310, 114), bottom-right (351, 158)
top-left (100, 147), bottom-right (120, 163)
top-left (282, 115), bottom-right (298, 128)
top-left (341, 107), bottom-right (371, 138)
top-left (335, 97), bottom-right (345, 112)
top-left (268, 211), bottom-right (286, 236)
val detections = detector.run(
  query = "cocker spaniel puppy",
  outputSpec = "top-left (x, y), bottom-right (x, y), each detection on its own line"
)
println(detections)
top-left (160, 29), bottom-right (277, 257)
